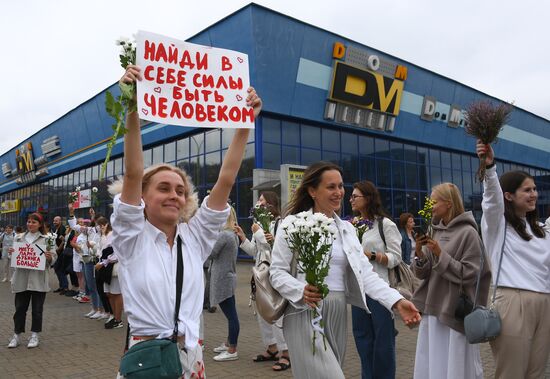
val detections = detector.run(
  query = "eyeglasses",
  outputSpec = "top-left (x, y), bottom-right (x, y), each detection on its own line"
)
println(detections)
top-left (350, 195), bottom-right (365, 200)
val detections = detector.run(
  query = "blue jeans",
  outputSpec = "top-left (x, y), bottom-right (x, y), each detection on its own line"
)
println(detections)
top-left (218, 295), bottom-right (240, 347)
top-left (352, 296), bottom-right (396, 379)
top-left (83, 262), bottom-right (100, 309)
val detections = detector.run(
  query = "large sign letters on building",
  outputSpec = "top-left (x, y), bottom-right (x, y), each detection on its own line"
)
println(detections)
top-left (329, 61), bottom-right (404, 116)
top-left (325, 43), bottom-right (407, 132)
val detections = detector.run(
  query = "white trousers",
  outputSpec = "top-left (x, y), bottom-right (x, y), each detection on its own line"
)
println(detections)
top-left (257, 313), bottom-right (288, 351)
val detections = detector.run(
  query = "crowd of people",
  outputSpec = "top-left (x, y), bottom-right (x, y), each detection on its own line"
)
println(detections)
top-left (1, 64), bottom-right (549, 379)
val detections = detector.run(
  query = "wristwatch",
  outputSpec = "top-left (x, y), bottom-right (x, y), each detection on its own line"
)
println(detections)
top-left (369, 252), bottom-right (377, 261)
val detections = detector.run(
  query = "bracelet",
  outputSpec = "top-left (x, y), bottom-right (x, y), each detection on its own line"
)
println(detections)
top-left (485, 162), bottom-right (496, 169)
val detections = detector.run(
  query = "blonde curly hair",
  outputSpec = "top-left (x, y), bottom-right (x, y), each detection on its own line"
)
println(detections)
top-left (108, 164), bottom-right (199, 222)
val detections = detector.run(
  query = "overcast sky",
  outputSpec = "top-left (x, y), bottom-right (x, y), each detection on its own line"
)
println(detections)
top-left (1, 0), bottom-right (548, 156)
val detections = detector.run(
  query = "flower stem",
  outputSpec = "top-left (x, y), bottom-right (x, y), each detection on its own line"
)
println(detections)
top-left (99, 106), bottom-right (127, 181)
top-left (477, 153), bottom-right (487, 183)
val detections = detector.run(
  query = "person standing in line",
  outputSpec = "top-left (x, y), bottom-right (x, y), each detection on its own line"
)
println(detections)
top-left (411, 182), bottom-right (491, 379)
top-left (94, 217), bottom-right (124, 329)
top-left (1, 225), bottom-right (15, 282)
top-left (270, 161), bottom-right (421, 379)
top-left (7, 213), bottom-right (57, 348)
top-left (398, 213), bottom-right (416, 265)
top-left (477, 141), bottom-right (550, 379)
top-left (209, 207), bottom-right (241, 361)
top-left (234, 191), bottom-right (291, 371)
top-left (349, 180), bottom-right (403, 379)
top-left (51, 216), bottom-right (67, 293)
top-left (110, 65), bottom-right (262, 378)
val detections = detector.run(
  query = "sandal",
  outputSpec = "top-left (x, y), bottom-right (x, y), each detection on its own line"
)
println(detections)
top-left (253, 350), bottom-right (279, 362)
top-left (272, 356), bottom-right (291, 371)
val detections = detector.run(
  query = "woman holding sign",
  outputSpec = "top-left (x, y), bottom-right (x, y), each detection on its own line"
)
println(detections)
top-left (110, 64), bottom-right (261, 378)
top-left (7, 213), bottom-right (57, 349)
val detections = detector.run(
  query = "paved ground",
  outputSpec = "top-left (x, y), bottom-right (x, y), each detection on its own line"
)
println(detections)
top-left (1, 261), bottom-right (548, 378)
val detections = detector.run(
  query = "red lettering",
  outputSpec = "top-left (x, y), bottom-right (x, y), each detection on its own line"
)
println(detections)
top-left (173, 87), bottom-right (183, 100)
top-left (216, 76), bottom-right (228, 90)
top-left (200, 90), bottom-right (212, 102)
top-left (177, 70), bottom-right (186, 87)
top-left (179, 50), bottom-right (194, 69)
top-left (241, 107), bottom-right (255, 122)
top-left (214, 91), bottom-right (224, 102)
top-left (196, 52), bottom-right (208, 70)
top-left (182, 103), bottom-right (194, 119)
top-left (229, 77), bottom-right (243, 90)
top-left (155, 43), bottom-right (168, 62)
top-left (221, 56), bottom-right (232, 71)
top-left (143, 94), bottom-right (157, 116)
top-left (229, 107), bottom-right (240, 122)
top-left (193, 73), bottom-right (201, 87)
top-left (144, 40), bottom-right (156, 60)
top-left (217, 106), bottom-right (228, 121)
top-left (170, 101), bottom-right (181, 118)
top-left (168, 44), bottom-right (178, 64)
top-left (158, 97), bottom-right (168, 118)
top-left (185, 89), bottom-right (198, 102)
top-left (144, 65), bottom-right (155, 81)
top-left (207, 105), bottom-right (216, 122)
top-left (196, 104), bottom-right (207, 122)
top-left (156, 67), bottom-right (165, 84)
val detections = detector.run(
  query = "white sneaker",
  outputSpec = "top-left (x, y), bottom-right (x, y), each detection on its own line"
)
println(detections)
top-left (89, 311), bottom-right (103, 319)
top-left (213, 343), bottom-right (228, 353)
top-left (1, 278), bottom-right (7, 282)
top-left (98, 312), bottom-right (109, 320)
top-left (213, 350), bottom-right (238, 361)
top-left (27, 333), bottom-right (39, 348)
top-left (84, 310), bottom-right (95, 318)
top-left (7, 334), bottom-right (20, 348)
top-left (104, 315), bottom-right (114, 324)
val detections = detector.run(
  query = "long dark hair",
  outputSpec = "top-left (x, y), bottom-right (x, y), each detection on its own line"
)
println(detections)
top-left (500, 171), bottom-right (545, 241)
top-left (285, 161), bottom-right (343, 216)
top-left (28, 212), bottom-right (46, 234)
top-left (352, 180), bottom-right (390, 220)
top-left (260, 191), bottom-right (281, 218)
top-left (95, 216), bottom-right (112, 235)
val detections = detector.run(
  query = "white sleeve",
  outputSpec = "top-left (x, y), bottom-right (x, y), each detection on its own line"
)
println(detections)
top-left (382, 218), bottom-right (403, 269)
top-left (110, 194), bottom-right (146, 260)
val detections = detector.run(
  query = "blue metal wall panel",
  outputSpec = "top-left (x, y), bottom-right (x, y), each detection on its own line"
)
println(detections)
top-left (1, 3), bottom-right (549, 197)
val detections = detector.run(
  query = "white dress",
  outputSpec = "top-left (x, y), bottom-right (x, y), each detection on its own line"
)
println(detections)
top-left (413, 315), bottom-right (483, 379)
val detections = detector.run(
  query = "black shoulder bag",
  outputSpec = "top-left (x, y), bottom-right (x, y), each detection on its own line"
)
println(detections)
top-left (119, 236), bottom-right (184, 379)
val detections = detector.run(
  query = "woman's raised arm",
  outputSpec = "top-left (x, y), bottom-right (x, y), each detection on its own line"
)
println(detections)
top-left (208, 87), bottom-right (262, 210)
top-left (120, 65), bottom-right (144, 206)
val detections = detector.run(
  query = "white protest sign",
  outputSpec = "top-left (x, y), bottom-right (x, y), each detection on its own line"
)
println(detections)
top-left (11, 242), bottom-right (47, 271)
top-left (136, 30), bottom-right (254, 129)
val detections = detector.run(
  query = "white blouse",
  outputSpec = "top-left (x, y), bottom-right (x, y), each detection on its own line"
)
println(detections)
top-left (111, 194), bottom-right (229, 349)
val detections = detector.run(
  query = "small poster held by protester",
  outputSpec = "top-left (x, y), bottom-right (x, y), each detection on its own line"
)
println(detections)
top-left (10, 242), bottom-right (47, 271)
top-left (136, 30), bottom-right (254, 129)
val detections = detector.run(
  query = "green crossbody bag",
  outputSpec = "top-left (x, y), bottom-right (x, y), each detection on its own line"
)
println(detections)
top-left (119, 236), bottom-right (184, 379)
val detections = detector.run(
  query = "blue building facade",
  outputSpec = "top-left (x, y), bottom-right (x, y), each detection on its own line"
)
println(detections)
top-left (1, 4), bottom-right (549, 232)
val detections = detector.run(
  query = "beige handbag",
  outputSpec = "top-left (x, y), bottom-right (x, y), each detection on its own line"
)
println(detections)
top-left (388, 261), bottom-right (420, 300)
top-left (252, 245), bottom-right (296, 324)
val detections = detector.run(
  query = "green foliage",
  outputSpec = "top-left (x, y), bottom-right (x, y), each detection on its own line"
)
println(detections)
top-left (99, 37), bottom-right (137, 181)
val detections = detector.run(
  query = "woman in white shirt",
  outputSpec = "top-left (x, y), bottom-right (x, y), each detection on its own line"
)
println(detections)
top-left (269, 161), bottom-right (421, 379)
top-left (349, 180), bottom-right (402, 379)
top-left (111, 65), bottom-right (262, 378)
top-left (477, 141), bottom-right (550, 379)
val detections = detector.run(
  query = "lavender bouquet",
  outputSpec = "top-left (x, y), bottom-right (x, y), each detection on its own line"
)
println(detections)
top-left (464, 100), bottom-right (512, 182)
